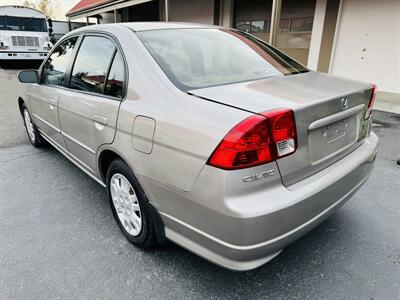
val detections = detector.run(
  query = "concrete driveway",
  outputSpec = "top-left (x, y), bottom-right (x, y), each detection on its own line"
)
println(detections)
top-left (1, 67), bottom-right (399, 299)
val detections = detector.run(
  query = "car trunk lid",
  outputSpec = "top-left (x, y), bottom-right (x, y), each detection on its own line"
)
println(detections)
top-left (189, 71), bottom-right (374, 186)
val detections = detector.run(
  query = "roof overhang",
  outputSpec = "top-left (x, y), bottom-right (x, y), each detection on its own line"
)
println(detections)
top-left (66, 0), bottom-right (154, 20)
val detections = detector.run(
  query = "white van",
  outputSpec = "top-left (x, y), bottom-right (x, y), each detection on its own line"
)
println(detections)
top-left (0, 5), bottom-right (52, 61)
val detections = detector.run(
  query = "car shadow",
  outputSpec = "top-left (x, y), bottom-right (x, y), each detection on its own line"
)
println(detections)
top-left (42, 145), bottom-right (362, 298)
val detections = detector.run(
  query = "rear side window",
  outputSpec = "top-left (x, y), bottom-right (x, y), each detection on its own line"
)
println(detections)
top-left (41, 36), bottom-right (78, 86)
top-left (70, 36), bottom-right (116, 94)
top-left (104, 51), bottom-right (125, 98)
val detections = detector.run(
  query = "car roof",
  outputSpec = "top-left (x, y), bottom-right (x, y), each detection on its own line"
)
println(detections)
top-left (121, 22), bottom-right (218, 31)
top-left (69, 22), bottom-right (218, 35)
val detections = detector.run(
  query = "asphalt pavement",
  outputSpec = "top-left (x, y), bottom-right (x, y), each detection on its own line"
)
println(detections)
top-left (0, 67), bottom-right (399, 299)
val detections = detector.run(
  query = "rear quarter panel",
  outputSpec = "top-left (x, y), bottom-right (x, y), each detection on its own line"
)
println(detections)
top-left (108, 32), bottom-right (252, 192)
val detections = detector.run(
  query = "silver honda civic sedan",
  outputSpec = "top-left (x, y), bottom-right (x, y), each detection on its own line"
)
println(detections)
top-left (17, 22), bottom-right (378, 270)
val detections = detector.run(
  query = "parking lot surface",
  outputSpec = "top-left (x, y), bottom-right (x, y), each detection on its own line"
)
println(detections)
top-left (1, 67), bottom-right (399, 299)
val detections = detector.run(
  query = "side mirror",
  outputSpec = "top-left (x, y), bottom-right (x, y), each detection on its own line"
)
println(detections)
top-left (48, 27), bottom-right (53, 34)
top-left (18, 70), bottom-right (39, 83)
top-left (47, 18), bottom-right (53, 28)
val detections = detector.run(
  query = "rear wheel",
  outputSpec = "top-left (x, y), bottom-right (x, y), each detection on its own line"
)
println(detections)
top-left (22, 104), bottom-right (46, 147)
top-left (106, 159), bottom-right (157, 247)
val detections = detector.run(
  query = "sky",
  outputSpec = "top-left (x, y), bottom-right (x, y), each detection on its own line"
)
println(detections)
top-left (1, 0), bottom-right (81, 20)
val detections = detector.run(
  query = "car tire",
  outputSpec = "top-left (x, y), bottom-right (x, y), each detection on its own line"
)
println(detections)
top-left (21, 104), bottom-right (47, 148)
top-left (106, 159), bottom-right (157, 248)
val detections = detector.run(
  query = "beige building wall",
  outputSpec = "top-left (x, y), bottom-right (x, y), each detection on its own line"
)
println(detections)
top-left (330, 0), bottom-right (400, 93)
top-left (220, 0), bottom-right (234, 27)
top-left (317, 0), bottom-right (340, 72)
top-left (169, 0), bottom-right (214, 24)
top-left (307, 0), bottom-right (327, 70)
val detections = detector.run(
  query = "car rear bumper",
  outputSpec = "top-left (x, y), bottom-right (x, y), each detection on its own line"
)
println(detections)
top-left (155, 132), bottom-right (378, 270)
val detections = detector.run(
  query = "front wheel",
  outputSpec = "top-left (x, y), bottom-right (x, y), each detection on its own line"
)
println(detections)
top-left (106, 159), bottom-right (157, 247)
top-left (22, 104), bottom-right (46, 147)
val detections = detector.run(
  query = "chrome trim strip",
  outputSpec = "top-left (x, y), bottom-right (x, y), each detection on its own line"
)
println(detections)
top-left (33, 113), bottom-right (60, 133)
top-left (61, 131), bottom-right (96, 154)
top-left (38, 129), bottom-right (106, 188)
top-left (67, 151), bottom-right (95, 173)
top-left (160, 175), bottom-right (369, 251)
top-left (308, 104), bottom-right (364, 130)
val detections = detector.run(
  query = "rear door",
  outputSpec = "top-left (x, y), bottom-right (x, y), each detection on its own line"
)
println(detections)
top-left (29, 36), bottom-right (79, 149)
top-left (58, 34), bottom-right (125, 172)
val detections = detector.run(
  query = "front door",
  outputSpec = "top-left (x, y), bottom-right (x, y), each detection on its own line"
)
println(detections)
top-left (29, 36), bottom-right (79, 149)
top-left (57, 35), bottom-right (125, 173)
top-left (28, 84), bottom-right (64, 147)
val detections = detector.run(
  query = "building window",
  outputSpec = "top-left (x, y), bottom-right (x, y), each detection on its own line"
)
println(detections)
top-left (277, 0), bottom-right (316, 65)
top-left (233, 0), bottom-right (316, 65)
top-left (279, 18), bottom-right (290, 32)
top-left (236, 21), bottom-right (250, 32)
top-left (251, 20), bottom-right (268, 33)
top-left (236, 20), bottom-right (269, 33)
top-left (234, 0), bottom-right (273, 42)
top-left (290, 17), bottom-right (314, 32)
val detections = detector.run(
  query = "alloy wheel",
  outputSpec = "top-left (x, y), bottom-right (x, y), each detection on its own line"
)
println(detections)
top-left (24, 109), bottom-right (36, 143)
top-left (110, 173), bottom-right (142, 236)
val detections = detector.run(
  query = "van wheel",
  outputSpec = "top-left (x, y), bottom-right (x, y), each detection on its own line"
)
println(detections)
top-left (106, 159), bottom-right (157, 247)
top-left (22, 104), bottom-right (47, 147)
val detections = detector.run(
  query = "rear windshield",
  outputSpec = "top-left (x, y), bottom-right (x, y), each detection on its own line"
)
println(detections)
top-left (136, 28), bottom-right (308, 91)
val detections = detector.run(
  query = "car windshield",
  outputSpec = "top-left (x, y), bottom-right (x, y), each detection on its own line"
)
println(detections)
top-left (136, 28), bottom-right (308, 91)
top-left (0, 16), bottom-right (47, 32)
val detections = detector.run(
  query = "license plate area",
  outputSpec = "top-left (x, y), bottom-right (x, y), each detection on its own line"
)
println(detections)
top-left (308, 114), bottom-right (359, 164)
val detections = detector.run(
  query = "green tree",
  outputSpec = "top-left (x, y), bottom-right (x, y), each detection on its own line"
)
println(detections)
top-left (23, 0), bottom-right (55, 19)
top-left (22, 0), bottom-right (36, 8)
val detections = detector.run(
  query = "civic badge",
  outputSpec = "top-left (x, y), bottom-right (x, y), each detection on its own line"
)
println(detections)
top-left (243, 169), bottom-right (275, 183)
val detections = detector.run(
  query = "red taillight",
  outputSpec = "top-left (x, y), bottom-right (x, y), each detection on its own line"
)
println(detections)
top-left (207, 108), bottom-right (297, 170)
top-left (261, 109), bottom-right (296, 158)
top-left (366, 84), bottom-right (377, 119)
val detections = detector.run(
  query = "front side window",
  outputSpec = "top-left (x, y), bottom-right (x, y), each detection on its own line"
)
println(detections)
top-left (70, 36), bottom-right (116, 94)
top-left (137, 29), bottom-right (308, 91)
top-left (41, 36), bottom-right (78, 86)
top-left (104, 51), bottom-right (125, 98)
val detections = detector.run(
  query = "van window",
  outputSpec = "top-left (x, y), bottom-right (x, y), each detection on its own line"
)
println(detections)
top-left (41, 36), bottom-right (78, 86)
top-left (0, 16), bottom-right (47, 31)
top-left (0, 16), bottom-right (6, 30)
top-left (104, 51), bottom-right (125, 98)
top-left (70, 36), bottom-right (116, 94)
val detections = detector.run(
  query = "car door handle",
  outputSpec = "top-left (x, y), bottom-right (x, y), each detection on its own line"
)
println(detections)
top-left (94, 115), bottom-right (108, 130)
top-left (49, 99), bottom-right (57, 110)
